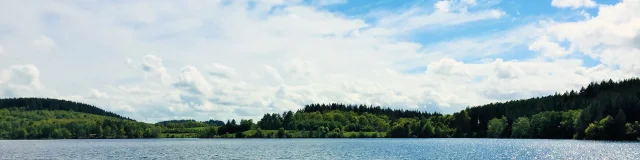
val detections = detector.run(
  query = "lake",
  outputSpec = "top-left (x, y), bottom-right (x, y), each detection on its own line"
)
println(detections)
top-left (1, 138), bottom-right (639, 159)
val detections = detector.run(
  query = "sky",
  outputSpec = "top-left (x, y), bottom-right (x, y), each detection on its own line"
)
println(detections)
top-left (1, 0), bottom-right (639, 123)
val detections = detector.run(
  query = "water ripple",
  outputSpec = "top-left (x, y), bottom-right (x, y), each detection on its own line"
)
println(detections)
top-left (0, 139), bottom-right (639, 160)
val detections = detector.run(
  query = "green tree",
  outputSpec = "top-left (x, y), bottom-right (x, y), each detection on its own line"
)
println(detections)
top-left (13, 128), bottom-right (27, 139)
top-left (625, 121), bottom-right (640, 140)
top-left (97, 127), bottom-right (104, 138)
top-left (204, 126), bottom-right (217, 138)
top-left (614, 109), bottom-right (627, 139)
top-left (357, 131), bottom-right (366, 138)
top-left (487, 117), bottom-right (507, 138)
top-left (135, 129), bottom-right (144, 138)
top-left (254, 128), bottom-right (264, 138)
top-left (453, 110), bottom-right (471, 137)
top-left (77, 129), bottom-right (87, 139)
top-left (104, 126), bottom-right (112, 138)
top-left (239, 119), bottom-right (254, 131)
top-left (52, 129), bottom-right (63, 139)
top-left (585, 116), bottom-right (614, 140)
top-left (371, 132), bottom-right (379, 138)
top-left (511, 117), bottom-right (530, 138)
top-left (61, 128), bottom-right (72, 139)
top-left (277, 127), bottom-right (286, 138)
top-left (388, 118), bottom-right (418, 138)
top-left (150, 127), bottom-right (161, 138)
top-left (118, 128), bottom-right (126, 138)
top-left (421, 121), bottom-right (435, 138)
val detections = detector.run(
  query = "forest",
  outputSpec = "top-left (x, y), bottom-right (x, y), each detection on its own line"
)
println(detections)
top-left (186, 78), bottom-right (640, 140)
top-left (0, 108), bottom-right (161, 139)
top-left (1, 78), bottom-right (639, 140)
top-left (0, 98), bottom-right (130, 120)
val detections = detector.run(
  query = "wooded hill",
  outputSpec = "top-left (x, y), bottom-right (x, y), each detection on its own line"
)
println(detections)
top-left (0, 98), bottom-right (161, 139)
top-left (0, 98), bottom-right (130, 120)
top-left (1, 78), bottom-right (639, 140)
top-left (244, 78), bottom-right (640, 140)
top-left (462, 78), bottom-right (640, 139)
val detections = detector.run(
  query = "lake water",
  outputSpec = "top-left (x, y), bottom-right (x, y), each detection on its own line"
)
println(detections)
top-left (1, 138), bottom-right (639, 160)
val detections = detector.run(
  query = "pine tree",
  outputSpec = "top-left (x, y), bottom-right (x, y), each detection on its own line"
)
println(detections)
top-left (615, 109), bottom-right (627, 139)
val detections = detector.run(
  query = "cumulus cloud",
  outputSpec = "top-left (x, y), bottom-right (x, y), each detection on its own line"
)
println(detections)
top-left (0, 65), bottom-right (42, 88)
top-left (206, 63), bottom-right (237, 79)
top-left (426, 58), bottom-right (470, 77)
top-left (544, 0), bottom-right (640, 75)
top-left (0, 0), bottom-right (638, 122)
top-left (551, 0), bottom-right (597, 9)
top-left (87, 88), bottom-right (108, 99)
top-left (491, 59), bottom-right (526, 79)
top-left (140, 54), bottom-right (171, 84)
top-left (0, 65), bottom-right (54, 98)
top-left (173, 66), bottom-right (213, 96)
top-left (529, 36), bottom-right (570, 58)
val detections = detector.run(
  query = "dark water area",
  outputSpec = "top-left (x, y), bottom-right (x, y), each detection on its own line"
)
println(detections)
top-left (1, 138), bottom-right (639, 160)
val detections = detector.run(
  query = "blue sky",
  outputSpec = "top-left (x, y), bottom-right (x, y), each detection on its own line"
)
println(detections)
top-left (0, 0), bottom-right (639, 122)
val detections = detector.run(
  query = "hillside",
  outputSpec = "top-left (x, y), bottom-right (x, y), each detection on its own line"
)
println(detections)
top-left (0, 108), bottom-right (161, 139)
top-left (461, 78), bottom-right (640, 139)
top-left (0, 98), bottom-right (130, 120)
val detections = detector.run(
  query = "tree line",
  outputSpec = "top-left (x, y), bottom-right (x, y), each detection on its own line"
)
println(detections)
top-left (0, 108), bottom-right (161, 139)
top-left (2, 78), bottom-right (639, 140)
top-left (462, 78), bottom-right (640, 140)
top-left (199, 78), bottom-right (640, 140)
top-left (0, 98), bottom-right (130, 120)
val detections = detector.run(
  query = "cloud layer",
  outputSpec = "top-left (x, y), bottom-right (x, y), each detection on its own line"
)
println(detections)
top-left (0, 0), bottom-right (639, 122)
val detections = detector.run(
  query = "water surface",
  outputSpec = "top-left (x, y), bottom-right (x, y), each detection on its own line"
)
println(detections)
top-left (1, 138), bottom-right (639, 159)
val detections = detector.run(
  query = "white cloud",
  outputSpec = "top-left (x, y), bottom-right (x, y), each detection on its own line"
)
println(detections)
top-left (0, 45), bottom-right (4, 55)
top-left (375, 0), bottom-right (505, 33)
top-left (206, 63), bottom-right (237, 79)
top-left (435, 1), bottom-right (452, 13)
top-left (528, 36), bottom-right (570, 58)
top-left (426, 58), bottom-right (470, 78)
top-left (1, 65), bottom-right (42, 89)
top-left (126, 57), bottom-right (133, 66)
top-left (88, 88), bottom-right (108, 99)
top-left (173, 66), bottom-right (213, 96)
top-left (140, 54), bottom-right (171, 84)
top-left (419, 23), bottom-right (542, 62)
top-left (283, 58), bottom-right (313, 78)
top-left (32, 36), bottom-right (56, 52)
top-left (551, 0), bottom-right (597, 9)
top-left (264, 65), bottom-right (285, 85)
top-left (0, 65), bottom-right (56, 98)
top-left (491, 58), bottom-right (526, 79)
top-left (544, 0), bottom-right (640, 74)
top-left (435, 0), bottom-right (481, 13)
top-left (462, 0), bottom-right (477, 6)
top-left (57, 95), bottom-right (84, 102)
top-left (312, 0), bottom-right (347, 6)
top-left (0, 0), bottom-right (638, 122)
